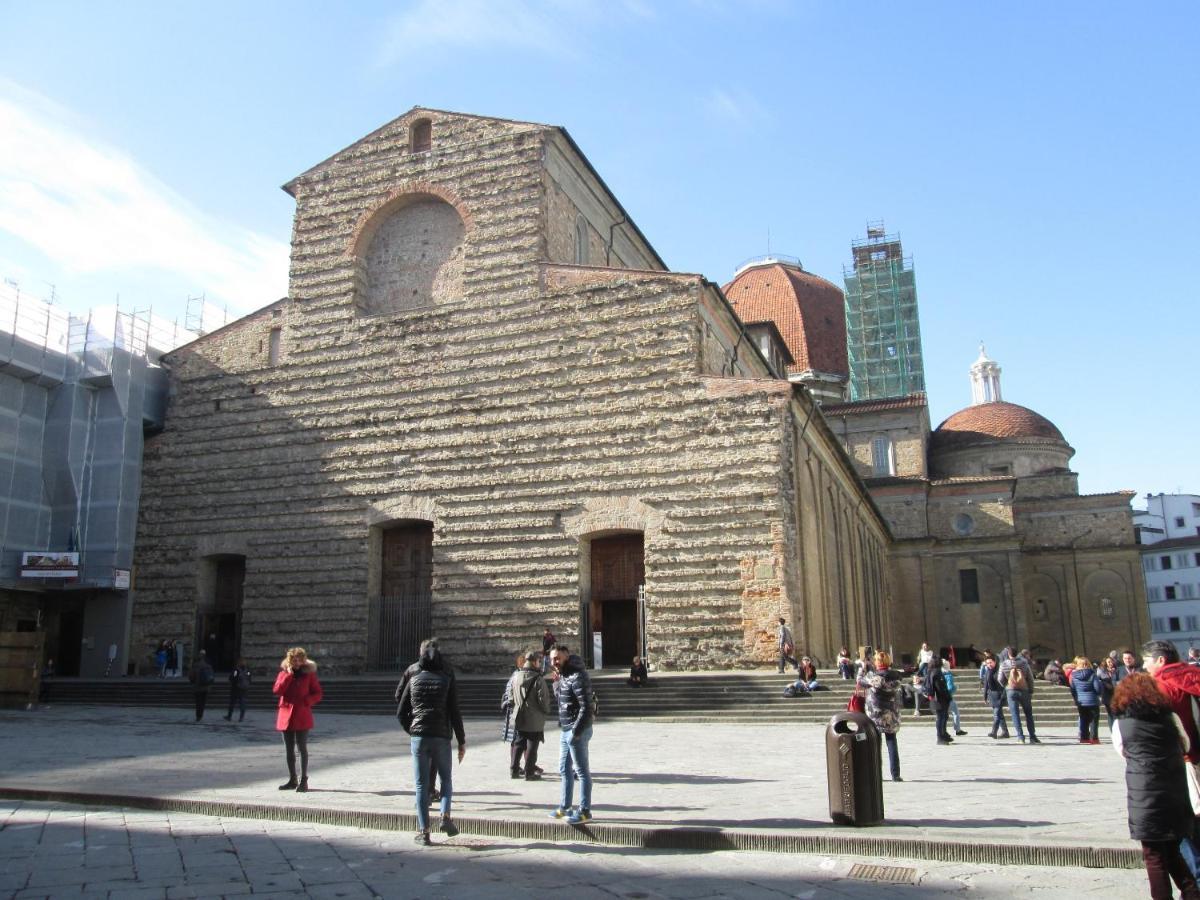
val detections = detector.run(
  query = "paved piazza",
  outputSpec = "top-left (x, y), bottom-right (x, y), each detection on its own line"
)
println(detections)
top-left (0, 706), bottom-right (1151, 897)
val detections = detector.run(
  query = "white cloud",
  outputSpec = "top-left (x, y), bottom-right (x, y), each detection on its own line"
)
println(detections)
top-left (0, 80), bottom-right (288, 316)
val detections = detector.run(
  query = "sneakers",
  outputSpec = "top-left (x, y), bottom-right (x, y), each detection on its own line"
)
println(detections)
top-left (566, 809), bottom-right (592, 825)
top-left (954, 730), bottom-right (968, 736)
top-left (278, 778), bottom-right (298, 790)
top-left (439, 816), bottom-right (459, 837)
top-left (1029, 736), bottom-right (1042, 744)
top-left (414, 831), bottom-right (430, 846)
top-left (1018, 737), bottom-right (1026, 743)
top-left (892, 775), bottom-right (904, 782)
top-left (524, 773), bottom-right (542, 781)
top-left (429, 789), bottom-right (441, 803)
top-left (510, 770), bottom-right (523, 779)
top-left (296, 778), bottom-right (309, 793)
top-left (549, 807), bottom-right (570, 819)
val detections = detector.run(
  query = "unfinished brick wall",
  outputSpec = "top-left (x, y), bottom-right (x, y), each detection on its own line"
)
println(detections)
top-left (129, 108), bottom-right (891, 673)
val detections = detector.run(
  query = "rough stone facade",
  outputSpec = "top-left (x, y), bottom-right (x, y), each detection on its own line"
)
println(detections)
top-left (129, 108), bottom-right (890, 673)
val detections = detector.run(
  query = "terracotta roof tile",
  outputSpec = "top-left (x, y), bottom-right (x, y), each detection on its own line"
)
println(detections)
top-left (823, 393), bottom-right (928, 416)
top-left (931, 401), bottom-right (1066, 452)
top-left (722, 262), bottom-right (847, 378)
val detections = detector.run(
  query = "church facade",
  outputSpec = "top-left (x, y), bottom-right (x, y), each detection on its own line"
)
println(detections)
top-left (128, 109), bottom-right (892, 673)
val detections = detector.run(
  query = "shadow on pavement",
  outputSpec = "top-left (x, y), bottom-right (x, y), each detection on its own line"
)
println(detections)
top-left (592, 772), bottom-right (771, 785)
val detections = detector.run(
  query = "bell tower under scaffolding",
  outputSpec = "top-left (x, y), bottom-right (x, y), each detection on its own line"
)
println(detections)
top-left (843, 222), bottom-right (926, 401)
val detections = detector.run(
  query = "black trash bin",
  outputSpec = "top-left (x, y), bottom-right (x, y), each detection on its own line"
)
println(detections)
top-left (825, 711), bottom-right (885, 826)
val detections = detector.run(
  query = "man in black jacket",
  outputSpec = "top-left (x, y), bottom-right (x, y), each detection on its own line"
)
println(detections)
top-left (398, 641), bottom-right (466, 845)
top-left (548, 645), bottom-right (594, 825)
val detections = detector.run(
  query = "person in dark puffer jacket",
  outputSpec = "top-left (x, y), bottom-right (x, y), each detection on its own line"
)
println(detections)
top-left (398, 640), bottom-right (466, 845)
top-left (1112, 673), bottom-right (1200, 900)
top-left (1070, 657), bottom-right (1103, 744)
top-left (549, 646), bottom-right (594, 825)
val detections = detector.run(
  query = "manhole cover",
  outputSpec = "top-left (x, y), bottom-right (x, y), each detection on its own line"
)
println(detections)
top-left (847, 863), bottom-right (917, 884)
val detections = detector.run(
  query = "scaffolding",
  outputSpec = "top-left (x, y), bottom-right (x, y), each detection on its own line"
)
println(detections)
top-left (842, 222), bottom-right (926, 401)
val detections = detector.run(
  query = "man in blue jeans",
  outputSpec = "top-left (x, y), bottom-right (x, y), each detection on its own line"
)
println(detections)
top-left (548, 645), bottom-right (594, 825)
top-left (999, 650), bottom-right (1040, 744)
top-left (397, 640), bottom-right (467, 845)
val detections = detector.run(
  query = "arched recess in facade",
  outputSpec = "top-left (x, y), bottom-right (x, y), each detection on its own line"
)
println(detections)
top-left (1083, 567), bottom-right (1133, 651)
top-left (562, 497), bottom-right (664, 669)
top-left (1026, 571), bottom-right (1064, 656)
top-left (349, 185), bottom-right (471, 316)
top-left (795, 452), bottom-right (825, 663)
top-left (365, 496), bottom-right (440, 670)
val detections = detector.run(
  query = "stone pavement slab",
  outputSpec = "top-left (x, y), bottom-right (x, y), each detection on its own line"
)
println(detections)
top-left (0, 800), bottom-right (1149, 898)
top-left (0, 704), bottom-right (1139, 868)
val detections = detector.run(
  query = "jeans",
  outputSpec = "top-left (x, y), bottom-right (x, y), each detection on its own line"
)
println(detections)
top-left (1180, 833), bottom-right (1200, 879)
top-left (987, 695), bottom-right (1009, 735)
top-left (1078, 705), bottom-right (1099, 741)
top-left (559, 725), bottom-right (593, 812)
top-left (1007, 690), bottom-right (1037, 740)
top-left (934, 704), bottom-right (950, 741)
top-left (949, 698), bottom-right (961, 731)
top-left (411, 736), bottom-right (452, 833)
top-left (226, 690), bottom-right (246, 720)
top-left (883, 732), bottom-right (899, 779)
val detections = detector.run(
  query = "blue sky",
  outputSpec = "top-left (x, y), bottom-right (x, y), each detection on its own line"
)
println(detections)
top-left (1, 1), bottom-right (1196, 501)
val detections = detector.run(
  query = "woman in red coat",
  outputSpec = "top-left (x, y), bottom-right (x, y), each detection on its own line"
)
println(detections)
top-left (273, 647), bottom-right (323, 792)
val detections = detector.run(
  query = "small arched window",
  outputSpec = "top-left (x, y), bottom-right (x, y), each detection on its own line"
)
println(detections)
top-left (574, 214), bottom-right (590, 265)
top-left (1099, 597), bottom-right (1115, 619)
top-left (410, 118), bottom-right (432, 153)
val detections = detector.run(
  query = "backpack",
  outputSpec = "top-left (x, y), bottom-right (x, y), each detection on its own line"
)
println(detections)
top-left (235, 669), bottom-right (251, 691)
top-left (1008, 664), bottom-right (1027, 691)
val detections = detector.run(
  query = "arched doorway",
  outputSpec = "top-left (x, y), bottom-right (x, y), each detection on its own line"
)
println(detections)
top-left (586, 533), bottom-right (644, 669)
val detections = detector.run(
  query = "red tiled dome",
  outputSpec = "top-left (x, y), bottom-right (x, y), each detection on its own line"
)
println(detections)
top-left (722, 261), bottom-right (848, 378)
top-left (931, 401), bottom-right (1066, 451)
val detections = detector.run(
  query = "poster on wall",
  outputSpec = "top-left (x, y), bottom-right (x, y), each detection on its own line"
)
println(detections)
top-left (21, 552), bottom-right (79, 578)
top-left (113, 569), bottom-right (131, 589)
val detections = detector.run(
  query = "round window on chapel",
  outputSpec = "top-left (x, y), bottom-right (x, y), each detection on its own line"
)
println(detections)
top-left (953, 513), bottom-right (975, 536)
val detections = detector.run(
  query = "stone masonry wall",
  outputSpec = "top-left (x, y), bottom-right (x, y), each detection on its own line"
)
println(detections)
top-left (130, 109), bottom-right (891, 674)
top-left (132, 268), bottom-right (813, 672)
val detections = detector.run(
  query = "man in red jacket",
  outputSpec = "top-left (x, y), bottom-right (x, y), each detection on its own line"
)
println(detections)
top-left (1144, 639), bottom-right (1200, 876)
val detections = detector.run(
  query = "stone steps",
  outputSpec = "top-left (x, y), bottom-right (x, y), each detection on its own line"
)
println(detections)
top-left (41, 670), bottom-right (1087, 725)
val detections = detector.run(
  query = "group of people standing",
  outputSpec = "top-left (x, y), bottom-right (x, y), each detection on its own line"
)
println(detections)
top-left (153, 639), bottom-right (180, 678)
top-left (389, 634), bottom-right (597, 845)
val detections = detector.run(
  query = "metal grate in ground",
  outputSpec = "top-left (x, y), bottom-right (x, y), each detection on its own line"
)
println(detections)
top-left (846, 863), bottom-right (918, 884)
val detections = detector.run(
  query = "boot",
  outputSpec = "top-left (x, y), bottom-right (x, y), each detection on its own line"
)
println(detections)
top-left (296, 777), bottom-right (309, 793)
top-left (439, 815), bottom-right (459, 837)
top-left (278, 778), bottom-right (298, 790)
